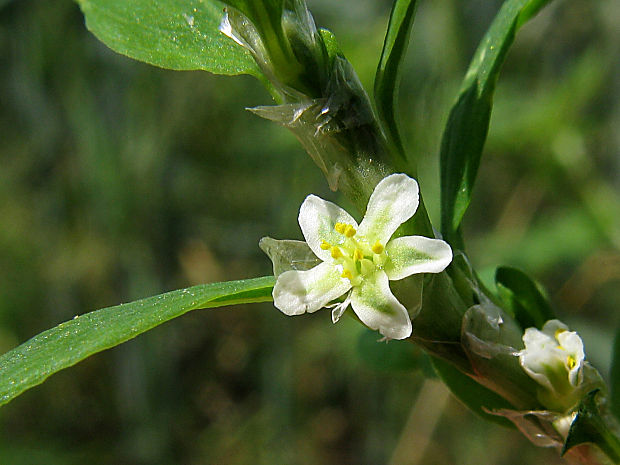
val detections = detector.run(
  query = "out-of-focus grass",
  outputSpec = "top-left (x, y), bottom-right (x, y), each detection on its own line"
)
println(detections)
top-left (0, 0), bottom-right (617, 463)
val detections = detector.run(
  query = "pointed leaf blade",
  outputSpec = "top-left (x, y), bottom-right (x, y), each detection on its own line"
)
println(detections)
top-left (374, 0), bottom-right (419, 157)
top-left (495, 266), bottom-right (555, 329)
top-left (0, 276), bottom-right (275, 407)
top-left (440, 0), bottom-right (553, 245)
top-left (76, 0), bottom-right (261, 76)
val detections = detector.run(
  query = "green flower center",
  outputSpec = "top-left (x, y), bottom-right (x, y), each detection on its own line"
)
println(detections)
top-left (320, 222), bottom-right (387, 286)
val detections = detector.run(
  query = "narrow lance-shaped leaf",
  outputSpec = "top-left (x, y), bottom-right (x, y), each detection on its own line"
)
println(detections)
top-left (0, 276), bottom-right (275, 407)
top-left (374, 0), bottom-right (419, 160)
top-left (495, 266), bottom-right (555, 330)
top-left (76, 0), bottom-right (261, 76)
top-left (440, 0), bottom-right (553, 246)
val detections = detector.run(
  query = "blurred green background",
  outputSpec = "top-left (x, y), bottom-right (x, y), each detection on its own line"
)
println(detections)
top-left (1, 0), bottom-right (618, 463)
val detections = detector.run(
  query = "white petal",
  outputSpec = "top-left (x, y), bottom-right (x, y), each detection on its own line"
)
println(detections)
top-left (541, 319), bottom-right (568, 338)
top-left (358, 174), bottom-right (419, 244)
top-left (384, 236), bottom-right (453, 280)
top-left (557, 331), bottom-right (584, 361)
top-left (523, 325), bottom-right (556, 348)
top-left (518, 344), bottom-right (556, 392)
top-left (298, 194), bottom-right (358, 261)
top-left (557, 331), bottom-right (585, 386)
top-left (273, 262), bottom-right (351, 316)
top-left (350, 271), bottom-right (412, 340)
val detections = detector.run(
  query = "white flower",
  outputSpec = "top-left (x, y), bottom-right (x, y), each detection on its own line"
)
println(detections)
top-left (267, 173), bottom-right (452, 340)
top-left (519, 319), bottom-right (585, 410)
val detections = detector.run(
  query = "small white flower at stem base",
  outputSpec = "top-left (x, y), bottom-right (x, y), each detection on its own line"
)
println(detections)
top-left (267, 173), bottom-right (453, 340)
top-left (519, 319), bottom-right (586, 412)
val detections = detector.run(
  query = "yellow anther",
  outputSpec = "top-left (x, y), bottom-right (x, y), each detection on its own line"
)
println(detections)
top-left (344, 224), bottom-right (356, 237)
top-left (331, 246), bottom-right (343, 259)
top-left (353, 249), bottom-right (364, 261)
top-left (334, 223), bottom-right (346, 234)
top-left (371, 240), bottom-right (384, 254)
top-left (320, 240), bottom-right (331, 250)
top-left (567, 355), bottom-right (577, 370)
top-left (341, 269), bottom-right (353, 280)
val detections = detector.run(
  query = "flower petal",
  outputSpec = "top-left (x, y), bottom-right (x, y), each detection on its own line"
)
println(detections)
top-left (298, 194), bottom-right (358, 261)
top-left (523, 324), bottom-right (556, 348)
top-left (273, 262), bottom-right (351, 316)
top-left (384, 236), bottom-right (452, 280)
top-left (350, 271), bottom-right (412, 340)
top-left (519, 331), bottom-right (557, 392)
top-left (557, 331), bottom-right (585, 386)
top-left (358, 174), bottom-right (419, 243)
top-left (541, 319), bottom-right (568, 338)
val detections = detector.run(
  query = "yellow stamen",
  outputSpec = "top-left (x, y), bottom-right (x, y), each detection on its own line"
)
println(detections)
top-left (353, 249), bottom-right (363, 261)
top-left (331, 247), bottom-right (343, 259)
top-left (344, 224), bottom-right (356, 237)
top-left (371, 240), bottom-right (384, 254)
top-left (320, 240), bottom-right (331, 250)
top-left (341, 270), bottom-right (353, 280)
top-left (567, 355), bottom-right (577, 370)
top-left (334, 223), bottom-right (346, 234)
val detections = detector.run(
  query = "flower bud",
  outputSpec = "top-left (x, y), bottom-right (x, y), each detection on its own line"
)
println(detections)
top-left (519, 319), bottom-right (585, 411)
top-left (220, 0), bottom-right (328, 100)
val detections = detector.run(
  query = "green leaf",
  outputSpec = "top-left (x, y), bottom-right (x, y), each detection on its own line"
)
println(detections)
top-left (495, 266), bottom-right (555, 329)
top-left (439, 0), bottom-right (553, 246)
top-left (563, 390), bottom-right (620, 462)
top-left (374, 0), bottom-right (419, 159)
top-left (318, 28), bottom-right (343, 63)
top-left (0, 276), bottom-right (275, 407)
top-left (612, 325), bottom-right (620, 420)
top-left (431, 356), bottom-right (515, 428)
top-left (75, 0), bottom-right (261, 76)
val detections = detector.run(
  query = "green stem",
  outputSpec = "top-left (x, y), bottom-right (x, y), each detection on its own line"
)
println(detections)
top-left (595, 424), bottom-right (620, 464)
top-left (583, 415), bottom-right (620, 463)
